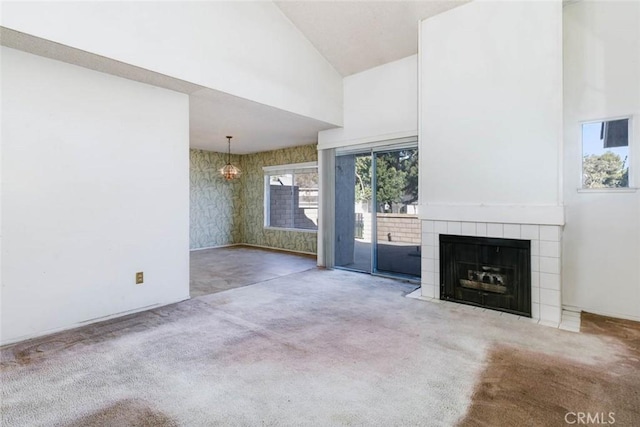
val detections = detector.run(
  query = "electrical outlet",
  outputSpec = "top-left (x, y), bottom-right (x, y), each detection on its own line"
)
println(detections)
top-left (136, 272), bottom-right (144, 284)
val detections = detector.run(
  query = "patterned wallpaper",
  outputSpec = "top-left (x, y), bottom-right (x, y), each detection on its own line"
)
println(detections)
top-left (189, 144), bottom-right (318, 254)
top-left (240, 144), bottom-right (318, 254)
top-left (190, 149), bottom-right (242, 249)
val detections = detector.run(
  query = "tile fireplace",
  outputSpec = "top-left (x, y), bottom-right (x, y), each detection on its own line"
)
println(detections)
top-left (421, 220), bottom-right (562, 327)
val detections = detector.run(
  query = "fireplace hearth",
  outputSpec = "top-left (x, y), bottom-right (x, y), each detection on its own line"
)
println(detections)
top-left (440, 234), bottom-right (531, 317)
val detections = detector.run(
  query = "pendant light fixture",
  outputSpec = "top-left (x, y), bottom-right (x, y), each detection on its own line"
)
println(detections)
top-left (219, 136), bottom-right (241, 180)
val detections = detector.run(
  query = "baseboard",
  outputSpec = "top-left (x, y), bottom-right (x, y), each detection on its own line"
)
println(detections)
top-left (190, 243), bottom-right (240, 251)
top-left (562, 304), bottom-right (640, 323)
top-left (0, 295), bottom-right (191, 347)
top-left (240, 243), bottom-right (317, 257)
top-left (190, 242), bottom-right (317, 257)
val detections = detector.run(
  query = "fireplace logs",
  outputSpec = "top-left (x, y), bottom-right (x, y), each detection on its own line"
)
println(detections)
top-left (440, 235), bottom-right (531, 317)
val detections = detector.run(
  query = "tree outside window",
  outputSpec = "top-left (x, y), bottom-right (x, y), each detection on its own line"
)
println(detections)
top-left (582, 119), bottom-right (630, 189)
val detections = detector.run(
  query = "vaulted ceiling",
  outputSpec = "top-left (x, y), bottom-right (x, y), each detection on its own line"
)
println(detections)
top-left (2, 1), bottom-right (471, 153)
top-left (275, 1), bottom-right (470, 76)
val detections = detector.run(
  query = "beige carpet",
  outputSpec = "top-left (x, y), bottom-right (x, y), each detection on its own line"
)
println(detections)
top-left (1, 269), bottom-right (637, 426)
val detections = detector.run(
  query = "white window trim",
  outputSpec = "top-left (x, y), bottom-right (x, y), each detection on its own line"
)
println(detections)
top-left (263, 161), bottom-right (319, 232)
top-left (262, 161), bottom-right (318, 174)
top-left (579, 115), bottom-right (633, 191)
top-left (577, 187), bottom-right (638, 193)
top-left (334, 137), bottom-right (418, 156)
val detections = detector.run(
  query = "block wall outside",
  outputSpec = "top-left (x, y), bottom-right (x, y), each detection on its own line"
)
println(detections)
top-left (269, 185), bottom-right (317, 230)
top-left (376, 214), bottom-right (421, 244)
top-left (269, 185), bottom-right (294, 228)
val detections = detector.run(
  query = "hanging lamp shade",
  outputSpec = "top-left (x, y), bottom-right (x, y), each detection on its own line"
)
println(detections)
top-left (219, 136), bottom-right (241, 180)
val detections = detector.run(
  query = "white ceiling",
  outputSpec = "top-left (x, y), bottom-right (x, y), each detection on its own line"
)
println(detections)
top-left (2, 1), bottom-right (470, 154)
top-left (189, 89), bottom-right (334, 154)
top-left (275, 0), bottom-right (470, 76)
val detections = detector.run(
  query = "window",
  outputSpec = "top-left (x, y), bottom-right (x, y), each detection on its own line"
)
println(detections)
top-left (264, 162), bottom-right (318, 231)
top-left (582, 118), bottom-right (630, 189)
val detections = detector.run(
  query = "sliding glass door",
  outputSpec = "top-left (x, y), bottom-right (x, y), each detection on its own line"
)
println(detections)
top-left (373, 148), bottom-right (420, 278)
top-left (334, 153), bottom-right (372, 272)
top-left (334, 146), bottom-right (420, 279)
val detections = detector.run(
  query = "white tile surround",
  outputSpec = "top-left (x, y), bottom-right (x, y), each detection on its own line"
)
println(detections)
top-left (420, 220), bottom-right (563, 327)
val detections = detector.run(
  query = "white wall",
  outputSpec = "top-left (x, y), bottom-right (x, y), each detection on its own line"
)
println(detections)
top-left (1, 48), bottom-right (190, 344)
top-left (1, 1), bottom-right (342, 126)
top-left (318, 55), bottom-right (418, 149)
top-left (419, 0), bottom-right (563, 223)
top-left (563, 1), bottom-right (640, 321)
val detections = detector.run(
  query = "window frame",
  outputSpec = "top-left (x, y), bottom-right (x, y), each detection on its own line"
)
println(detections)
top-left (263, 161), bottom-right (319, 232)
top-left (579, 115), bottom-right (636, 192)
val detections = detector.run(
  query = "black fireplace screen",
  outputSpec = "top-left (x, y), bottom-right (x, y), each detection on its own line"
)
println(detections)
top-left (440, 234), bottom-right (531, 317)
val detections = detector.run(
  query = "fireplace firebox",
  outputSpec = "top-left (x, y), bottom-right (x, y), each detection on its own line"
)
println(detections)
top-left (440, 234), bottom-right (531, 317)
